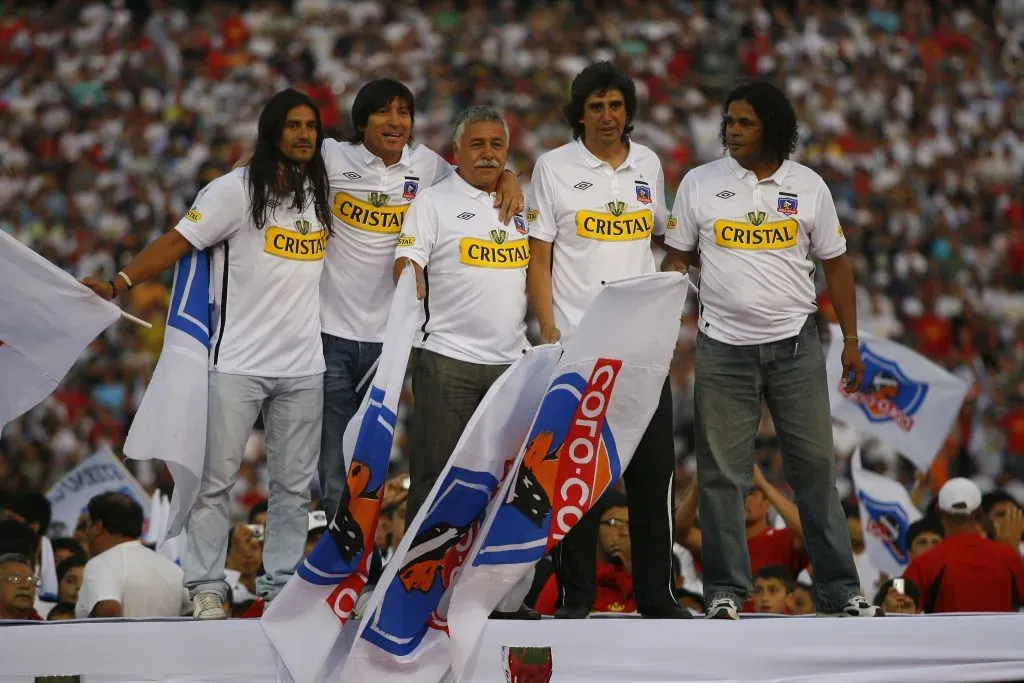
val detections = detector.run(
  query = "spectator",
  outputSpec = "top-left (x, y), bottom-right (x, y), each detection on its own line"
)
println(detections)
top-left (224, 522), bottom-right (262, 608)
top-left (46, 602), bottom-right (77, 621)
top-left (56, 555), bottom-right (85, 606)
top-left (75, 492), bottom-right (191, 618)
top-left (752, 565), bottom-right (795, 615)
top-left (982, 491), bottom-right (1024, 553)
top-left (248, 499), bottom-right (269, 529)
top-left (789, 582), bottom-right (815, 615)
top-left (50, 538), bottom-right (87, 566)
top-left (873, 578), bottom-right (922, 616)
top-left (0, 492), bottom-right (51, 535)
top-left (902, 478), bottom-right (1024, 613)
top-left (0, 553), bottom-right (42, 620)
top-left (907, 518), bottom-right (944, 560)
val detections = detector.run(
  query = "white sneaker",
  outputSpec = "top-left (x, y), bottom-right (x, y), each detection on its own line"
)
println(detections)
top-left (822, 595), bottom-right (884, 617)
top-left (193, 591), bottom-right (227, 620)
top-left (705, 596), bottom-right (740, 620)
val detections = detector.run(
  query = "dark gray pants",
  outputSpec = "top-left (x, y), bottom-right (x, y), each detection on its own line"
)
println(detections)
top-left (405, 349), bottom-right (509, 523)
top-left (694, 316), bottom-right (861, 612)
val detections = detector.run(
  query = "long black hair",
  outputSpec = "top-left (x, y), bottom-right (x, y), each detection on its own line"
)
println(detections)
top-left (562, 61), bottom-right (637, 142)
top-left (348, 79), bottom-right (415, 144)
top-left (247, 88), bottom-right (333, 235)
top-left (720, 80), bottom-right (799, 164)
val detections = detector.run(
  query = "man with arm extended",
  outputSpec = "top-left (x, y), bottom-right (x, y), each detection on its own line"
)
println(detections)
top-left (662, 80), bottom-right (877, 619)
top-left (82, 89), bottom-right (333, 619)
top-left (526, 62), bottom-right (687, 619)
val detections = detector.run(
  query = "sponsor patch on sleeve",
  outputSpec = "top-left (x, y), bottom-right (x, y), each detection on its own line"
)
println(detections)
top-left (396, 234), bottom-right (416, 247)
top-left (837, 225), bottom-right (845, 238)
top-left (185, 209), bottom-right (202, 223)
top-left (526, 209), bottom-right (539, 223)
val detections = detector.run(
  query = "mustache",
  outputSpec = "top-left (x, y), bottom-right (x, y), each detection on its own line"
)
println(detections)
top-left (474, 159), bottom-right (501, 168)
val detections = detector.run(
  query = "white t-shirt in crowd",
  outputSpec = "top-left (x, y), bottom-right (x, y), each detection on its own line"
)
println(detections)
top-left (394, 172), bottom-right (530, 365)
top-left (528, 140), bottom-right (668, 332)
top-left (665, 156), bottom-right (847, 346)
top-left (320, 140), bottom-right (451, 342)
top-left (75, 540), bottom-right (191, 619)
top-left (174, 167), bottom-right (327, 377)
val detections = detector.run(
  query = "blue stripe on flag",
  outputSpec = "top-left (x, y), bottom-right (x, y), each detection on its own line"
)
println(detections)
top-left (167, 250), bottom-right (211, 348)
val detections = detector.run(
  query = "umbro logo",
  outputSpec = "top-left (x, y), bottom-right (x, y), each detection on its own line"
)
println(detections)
top-left (715, 190), bottom-right (735, 199)
top-left (343, 171), bottom-right (362, 180)
top-left (573, 181), bottom-right (593, 191)
top-left (457, 212), bottom-right (475, 220)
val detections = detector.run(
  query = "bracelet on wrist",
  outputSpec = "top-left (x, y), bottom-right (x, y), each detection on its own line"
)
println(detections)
top-left (844, 335), bottom-right (859, 343)
top-left (108, 279), bottom-right (119, 298)
top-left (116, 271), bottom-right (133, 289)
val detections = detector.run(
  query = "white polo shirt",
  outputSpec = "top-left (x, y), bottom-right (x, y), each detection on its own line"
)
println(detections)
top-left (174, 168), bottom-right (327, 377)
top-left (75, 540), bottom-right (192, 619)
top-left (665, 156), bottom-right (847, 345)
top-left (394, 172), bottom-right (530, 365)
top-left (320, 140), bottom-right (451, 342)
top-left (528, 140), bottom-right (668, 331)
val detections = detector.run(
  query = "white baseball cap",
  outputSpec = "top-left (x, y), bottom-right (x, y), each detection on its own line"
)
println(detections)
top-left (937, 478), bottom-right (982, 515)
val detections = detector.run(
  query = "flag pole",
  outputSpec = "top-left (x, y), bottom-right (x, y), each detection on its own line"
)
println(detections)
top-left (120, 310), bottom-right (153, 329)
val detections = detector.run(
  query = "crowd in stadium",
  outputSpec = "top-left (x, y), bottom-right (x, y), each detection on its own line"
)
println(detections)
top-left (1, 0), bottom-right (1023, 622)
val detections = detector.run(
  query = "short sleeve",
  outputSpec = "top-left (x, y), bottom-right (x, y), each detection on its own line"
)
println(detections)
top-left (664, 171), bottom-right (700, 251)
top-left (394, 195), bottom-right (437, 268)
top-left (320, 137), bottom-right (344, 178)
top-left (809, 182), bottom-right (847, 260)
top-left (652, 163), bottom-right (669, 237)
top-left (430, 154), bottom-right (455, 186)
top-left (526, 159), bottom-right (559, 243)
top-left (173, 174), bottom-right (244, 250)
top-left (75, 556), bottom-right (123, 619)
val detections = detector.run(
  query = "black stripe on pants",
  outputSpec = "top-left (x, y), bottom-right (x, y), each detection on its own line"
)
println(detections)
top-left (552, 379), bottom-right (678, 613)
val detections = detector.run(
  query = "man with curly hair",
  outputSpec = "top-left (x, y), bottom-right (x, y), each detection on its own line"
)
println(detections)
top-left (662, 80), bottom-right (878, 619)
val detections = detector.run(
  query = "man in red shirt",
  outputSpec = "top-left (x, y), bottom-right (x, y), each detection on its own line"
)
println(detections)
top-left (903, 478), bottom-right (1024, 613)
top-left (0, 554), bottom-right (43, 620)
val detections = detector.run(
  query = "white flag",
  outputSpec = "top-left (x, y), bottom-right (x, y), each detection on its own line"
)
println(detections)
top-left (262, 267), bottom-right (421, 683)
top-left (340, 344), bottom-right (562, 683)
top-left (447, 272), bottom-right (689, 681)
top-left (45, 447), bottom-right (151, 539)
top-left (0, 231), bottom-right (122, 428)
top-left (826, 324), bottom-right (969, 471)
top-left (123, 250), bottom-right (210, 538)
top-left (849, 450), bottom-right (922, 578)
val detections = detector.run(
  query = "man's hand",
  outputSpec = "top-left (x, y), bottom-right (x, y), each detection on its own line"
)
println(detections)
top-left (751, 463), bottom-right (768, 491)
top-left (81, 277), bottom-right (115, 300)
top-left (540, 324), bottom-right (561, 344)
top-left (842, 339), bottom-right (865, 392)
top-left (994, 506), bottom-right (1024, 549)
top-left (494, 170), bottom-right (525, 225)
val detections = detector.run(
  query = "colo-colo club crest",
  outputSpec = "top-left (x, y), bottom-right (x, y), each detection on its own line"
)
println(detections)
top-left (840, 344), bottom-right (929, 432)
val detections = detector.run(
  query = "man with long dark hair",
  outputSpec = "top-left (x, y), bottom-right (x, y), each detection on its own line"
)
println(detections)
top-left (526, 62), bottom-right (688, 619)
top-left (662, 80), bottom-right (878, 619)
top-left (317, 79), bottom-right (523, 524)
top-left (82, 88), bottom-right (333, 620)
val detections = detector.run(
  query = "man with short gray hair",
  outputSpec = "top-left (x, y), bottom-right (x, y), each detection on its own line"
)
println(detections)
top-left (0, 553), bottom-right (42, 620)
top-left (394, 105), bottom-right (531, 525)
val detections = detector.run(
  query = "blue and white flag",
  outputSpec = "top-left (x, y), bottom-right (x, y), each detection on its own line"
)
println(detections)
top-left (340, 344), bottom-right (562, 683)
top-left (123, 249), bottom-right (210, 539)
top-left (850, 449), bottom-right (922, 578)
top-left (447, 272), bottom-right (689, 681)
top-left (826, 324), bottom-right (970, 471)
top-left (262, 266), bottom-right (420, 683)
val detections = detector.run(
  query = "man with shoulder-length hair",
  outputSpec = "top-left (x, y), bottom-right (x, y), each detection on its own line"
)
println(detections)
top-left (393, 105), bottom-right (531, 528)
top-left (662, 80), bottom-right (878, 619)
top-left (317, 80), bottom-right (524, 524)
top-left (82, 89), bottom-right (333, 620)
top-left (527, 62), bottom-right (688, 619)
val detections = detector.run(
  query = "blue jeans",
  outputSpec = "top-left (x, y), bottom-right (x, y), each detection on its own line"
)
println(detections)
top-left (693, 317), bottom-right (861, 612)
top-left (319, 333), bottom-right (383, 521)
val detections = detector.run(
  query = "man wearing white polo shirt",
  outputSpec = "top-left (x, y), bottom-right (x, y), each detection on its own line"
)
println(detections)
top-left (662, 80), bottom-right (878, 619)
top-left (527, 62), bottom-right (688, 619)
top-left (393, 105), bottom-right (530, 527)
top-left (318, 80), bottom-right (523, 523)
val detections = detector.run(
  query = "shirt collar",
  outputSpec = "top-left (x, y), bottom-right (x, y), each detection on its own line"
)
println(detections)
top-left (575, 139), bottom-right (638, 170)
top-left (726, 156), bottom-right (791, 184)
top-left (452, 170), bottom-right (496, 201)
top-left (358, 143), bottom-right (411, 168)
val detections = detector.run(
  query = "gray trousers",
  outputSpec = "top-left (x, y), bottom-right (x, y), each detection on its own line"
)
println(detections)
top-left (182, 371), bottom-right (323, 602)
top-left (405, 349), bottom-right (509, 524)
top-left (694, 317), bottom-right (861, 612)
